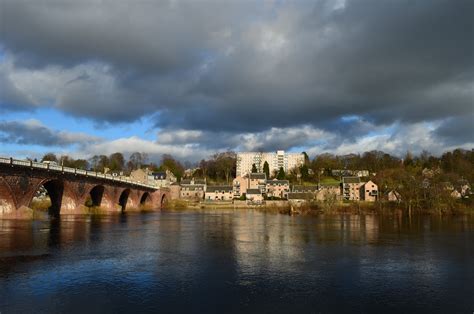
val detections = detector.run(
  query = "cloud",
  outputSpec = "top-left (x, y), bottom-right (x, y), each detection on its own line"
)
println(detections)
top-left (0, 119), bottom-right (102, 147)
top-left (434, 113), bottom-right (474, 145)
top-left (0, 0), bottom-right (472, 154)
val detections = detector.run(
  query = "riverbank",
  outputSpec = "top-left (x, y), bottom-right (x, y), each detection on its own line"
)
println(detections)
top-left (165, 199), bottom-right (474, 216)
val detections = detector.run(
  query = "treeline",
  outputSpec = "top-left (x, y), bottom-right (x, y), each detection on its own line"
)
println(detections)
top-left (39, 152), bottom-right (153, 173)
top-left (37, 151), bottom-right (238, 183)
top-left (307, 149), bottom-right (474, 183)
top-left (36, 148), bottom-right (473, 186)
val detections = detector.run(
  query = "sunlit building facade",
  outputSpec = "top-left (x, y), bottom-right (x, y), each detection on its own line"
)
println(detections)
top-left (236, 150), bottom-right (304, 177)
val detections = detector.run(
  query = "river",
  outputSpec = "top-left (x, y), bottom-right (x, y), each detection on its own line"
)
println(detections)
top-left (1, 209), bottom-right (473, 313)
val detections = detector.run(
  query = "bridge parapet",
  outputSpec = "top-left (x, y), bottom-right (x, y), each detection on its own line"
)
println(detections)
top-left (0, 157), bottom-right (157, 189)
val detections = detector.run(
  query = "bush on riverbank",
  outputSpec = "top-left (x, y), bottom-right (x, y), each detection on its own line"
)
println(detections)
top-left (30, 198), bottom-right (51, 211)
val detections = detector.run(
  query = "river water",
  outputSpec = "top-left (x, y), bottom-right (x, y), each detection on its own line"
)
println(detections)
top-left (0, 209), bottom-right (473, 313)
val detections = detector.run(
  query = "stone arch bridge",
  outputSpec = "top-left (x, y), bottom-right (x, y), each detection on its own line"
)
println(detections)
top-left (0, 157), bottom-right (169, 218)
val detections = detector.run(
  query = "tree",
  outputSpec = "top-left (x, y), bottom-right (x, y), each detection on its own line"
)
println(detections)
top-left (74, 159), bottom-right (89, 170)
top-left (214, 152), bottom-right (236, 183)
top-left (199, 159), bottom-right (209, 178)
top-left (302, 151), bottom-right (310, 165)
top-left (161, 154), bottom-right (184, 180)
top-left (251, 163), bottom-right (258, 173)
top-left (263, 161), bottom-right (270, 179)
top-left (128, 152), bottom-right (148, 170)
top-left (300, 164), bottom-right (309, 181)
top-left (59, 155), bottom-right (75, 167)
top-left (109, 152), bottom-right (125, 171)
top-left (404, 151), bottom-right (414, 167)
top-left (277, 167), bottom-right (286, 180)
top-left (91, 155), bottom-right (109, 172)
top-left (41, 153), bottom-right (58, 162)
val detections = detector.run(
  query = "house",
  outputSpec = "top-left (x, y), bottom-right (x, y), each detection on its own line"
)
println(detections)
top-left (206, 186), bottom-right (233, 201)
top-left (422, 167), bottom-right (441, 178)
top-left (246, 189), bottom-right (264, 203)
top-left (342, 177), bottom-right (363, 201)
top-left (353, 170), bottom-right (370, 177)
top-left (151, 169), bottom-right (177, 187)
top-left (342, 177), bottom-right (378, 201)
top-left (287, 192), bottom-right (315, 204)
top-left (457, 179), bottom-right (471, 198)
top-left (169, 183), bottom-right (181, 200)
top-left (130, 168), bottom-right (153, 185)
top-left (332, 169), bottom-right (369, 177)
top-left (292, 185), bottom-right (319, 193)
top-left (233, 173), bottom-right (267, 198)
top-left (315, 185), bottom-right (341, 201)
top-left (266, 179), bottom-right (290, 199)
top-left (387, 190), bottom-right (402, 202)
top-left (233, 175), bottom-right (248, 198)
top-left (180, 178), bottom-right (206, 200)
top-left (249, 173), bottom-right (267, 193)
top-left (360, 180), bottom-right (378, 202)
top-left (451, 190), bottom-right (462, 199)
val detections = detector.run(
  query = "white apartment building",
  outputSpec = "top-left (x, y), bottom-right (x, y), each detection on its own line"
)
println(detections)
top-left (236, 150), bottom-right (305, 177)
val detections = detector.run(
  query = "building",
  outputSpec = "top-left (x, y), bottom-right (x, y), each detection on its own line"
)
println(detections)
top-left (248, 173), bottom-right (267, 193)
top-left (292, 185), bottom-right (319, 193)
top-left (206, 186), bottom-right (233, 201)
top-left (331, 169), bottom-right (370, 177)
top-left (342, 177), bottom-right (379, 201)
top-left (287, 192), bottom-right (315, 204)
top-left (233, 173), bottom-right (267, 198)
top-left (246, 189), bottom-right (264, 203)
top-left (387, 190), bottom-right (402, 202)
top-left (180, 178), bottom-right (206, 200)
top-left (236, 150), bottom-right (305, 176)
top-left (315, 185), bottom-right (341, 201)
top-left (360, 180), bottom-right (378, 202)
top-left (130, 168), bottom-right (153, 185)
top-left (232, 175), bottom-right (248, 198)
top-left (342, 177), bottom-right (362, 201)
top-left (266, 179), bottom-right (290, 199)
top-left (151, 170), bottom-right (177, 187)
top-left (169, 183), bottom-right (181, 200)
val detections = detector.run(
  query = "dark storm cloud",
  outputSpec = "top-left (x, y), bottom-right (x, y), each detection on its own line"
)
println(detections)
top-left (0, 70), bottom-right (34, 111)
top-left (0, 120), bottom-right (102, 146)
top-left (0, 0), bottom-right (472, 149)
top-left (434, 113), bottom-right (474, 145)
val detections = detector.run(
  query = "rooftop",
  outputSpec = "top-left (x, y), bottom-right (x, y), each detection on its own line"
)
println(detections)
top-left (287, 192), bottom-right (315, 200)
top-left (206, 186), bottom-right (233, 192)
top-left (292, 185), bottom-right (318, 191)
top-left (246, 189), bottom-right (262, 194)
top-left (342, 177), bottom-right (361, 184)
top-left (249, 173), bottom-right (266, 179)
top-left (267, 179), bottom-right (289, 185)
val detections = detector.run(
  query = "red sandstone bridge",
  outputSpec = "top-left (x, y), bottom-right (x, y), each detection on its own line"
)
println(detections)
top-left (0, 157), bottom-right (169, 218)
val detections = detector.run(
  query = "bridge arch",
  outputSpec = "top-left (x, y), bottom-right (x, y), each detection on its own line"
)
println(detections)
top-left (0, 177), bottom-right (16, 214)
top-left (161, 194), bottom-right (167, 208)
top-left (140, 192), bottom-right (152, 206)
top-left (86, 185), bottom-right (105, 207)
top-left (30, 179), bottom-right (64, 216)
top-left (118, 188), bottom-right (131, 211)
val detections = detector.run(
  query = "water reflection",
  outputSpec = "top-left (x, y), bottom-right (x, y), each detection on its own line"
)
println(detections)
top-left (0, 210), bottom-right (473, 313)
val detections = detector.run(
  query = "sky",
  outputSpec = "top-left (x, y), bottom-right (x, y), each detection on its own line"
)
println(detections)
top-left (0, 0), bottom-right (473, 163)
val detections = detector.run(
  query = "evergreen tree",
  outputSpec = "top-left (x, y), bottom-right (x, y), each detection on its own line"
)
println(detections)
top-left (300, 164), bottom-right (309, 181)
top-left (251, 163), bottom-right (258, 173)
top-left (277, 167), bottom-right (286, 180)
top-left (263, 161), bottom-right (270, 178)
